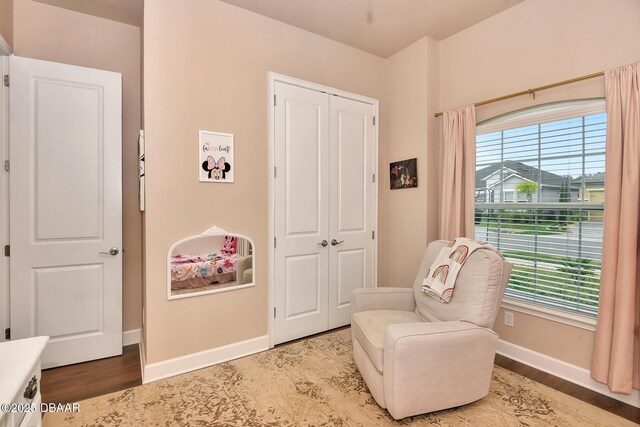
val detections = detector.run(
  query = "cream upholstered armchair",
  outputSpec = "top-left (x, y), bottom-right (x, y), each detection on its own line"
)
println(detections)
top-left (235, 255), bottom-right (253, 284)
top-left (351, 240), bottom-right (512, 420)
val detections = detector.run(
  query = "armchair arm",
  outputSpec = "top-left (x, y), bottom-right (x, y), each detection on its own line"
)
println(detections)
top-left (351, 287), bottom-right (416, 319)
top-left (383, 321), bottom-right (497, 420)
top-left (235, 256), bottom-right (252, 284)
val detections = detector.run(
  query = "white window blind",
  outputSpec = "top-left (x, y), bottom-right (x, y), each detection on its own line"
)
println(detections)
top-left (475, 100), bottom-right (606, 317)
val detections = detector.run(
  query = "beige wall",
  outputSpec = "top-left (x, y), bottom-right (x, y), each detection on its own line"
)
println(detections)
top-left (494, 308), bottom-right (595, 368)
top-left (439, 0), bottom-right (640, 368)
top-left (143, 0), bottom-right (386, 363)
top-left (440, 0), bottom-right (640, 120)
top-left (143, 0), bottom-right (640, 369)
top-left (380, 36), bottom-right (439, 287)
top-left (13, 0), bottom-right (142, 331)
top-left (425, 37), bottom-right (440, 243)
top-left (0, 0), bottom-right (12, 48)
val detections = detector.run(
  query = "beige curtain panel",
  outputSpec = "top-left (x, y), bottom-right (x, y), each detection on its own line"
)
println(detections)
top-left (591, 62), bottom-right (640, 394)
top-left (439, 105), bottom-right (476, 240)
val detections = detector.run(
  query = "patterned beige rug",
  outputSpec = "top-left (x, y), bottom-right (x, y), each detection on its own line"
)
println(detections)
top-left (45, 329), bottom-right (633, 426)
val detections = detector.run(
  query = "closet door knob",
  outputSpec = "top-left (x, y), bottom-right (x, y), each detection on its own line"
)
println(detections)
top-left (331, 239), bottom-right (344, 246)
top-left (317, 240), bottom-right (328, 247)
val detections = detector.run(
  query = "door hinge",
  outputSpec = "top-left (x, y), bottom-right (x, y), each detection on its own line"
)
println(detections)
top-left (274, 237), bottom-right (277, 248)
top-left (273, 307), bottom-right (277, 318)
top-left (373, 116), bottom-right (376, 126)
top-left (372, 173), bottom-right (375, 183)
top-left (3, 75), bottom-right (8, 87)
top-left (372, 231), bottom-right (375, 239)
top-left (3, 245), bottom-right (9, 257)
top-left (274, 94), bottom-right (276, 106)
top-left (4, 328), bottom-right (9, 340)
top-left (274, 166), bottom-right (277, 178)
top-left (3, 161), bottom-right (8, 172)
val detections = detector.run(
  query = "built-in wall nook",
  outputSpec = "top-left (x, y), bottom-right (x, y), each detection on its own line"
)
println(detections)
top-left (168, 226), bottom-right (254, 300)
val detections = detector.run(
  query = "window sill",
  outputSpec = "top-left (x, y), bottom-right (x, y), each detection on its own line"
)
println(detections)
top-left (501, 298), bottom-right (597, 331)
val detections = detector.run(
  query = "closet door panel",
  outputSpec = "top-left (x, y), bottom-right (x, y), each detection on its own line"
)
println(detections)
top-left (336, 248), bottom-right (365, 307)
top-left (274, 82), bottom-right (329, 344)
top-left (329, 96), bottom-right (376, 328)
top-left (284, 254), bottom-right (321, 317)
top-left (285, 100), bottom-right (322, 235)
top-left (336, 112), bottom-right (367, 232)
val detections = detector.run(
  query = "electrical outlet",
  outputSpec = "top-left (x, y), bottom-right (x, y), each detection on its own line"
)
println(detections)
top-left (504, 311), bottom-right (514, 327)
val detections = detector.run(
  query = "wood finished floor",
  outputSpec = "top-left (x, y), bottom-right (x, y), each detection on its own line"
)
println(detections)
top-left (41, 344), bottom-right (141, 405)
top-left (41, 342), bottom-right (640, 424)
top-left (493, 354), bottom-right (640, 424)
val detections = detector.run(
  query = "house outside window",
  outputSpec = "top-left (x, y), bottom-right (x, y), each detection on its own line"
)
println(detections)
top-left (475, 99), bottom-right (606, 318)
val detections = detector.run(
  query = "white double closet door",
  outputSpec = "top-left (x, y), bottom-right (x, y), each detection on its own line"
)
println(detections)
top-left (274, 81), bottom-right (376, 345)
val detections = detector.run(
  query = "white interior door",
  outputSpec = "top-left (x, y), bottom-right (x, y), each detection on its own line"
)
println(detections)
top-left (9, 56), bottom-right (122, 368)
top-left (328, 96), bottom-right (376, 328)
top-left (273, 82), bottom-right (330, 344)
top-left (1, 55), bottom-right (9, 343)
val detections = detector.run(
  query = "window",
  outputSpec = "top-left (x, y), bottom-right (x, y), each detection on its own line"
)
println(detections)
top-left (503, 190), bottom-right (514, 202)
top-left (475, 100), bottom-right (606, 317)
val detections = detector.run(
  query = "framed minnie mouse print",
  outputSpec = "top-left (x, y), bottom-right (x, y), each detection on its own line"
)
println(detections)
top-left (199, 130), bottom-right (234, 183)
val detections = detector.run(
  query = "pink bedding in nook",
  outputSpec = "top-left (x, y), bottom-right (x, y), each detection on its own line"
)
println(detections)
top-left (171, 252), bottom-right (239, 290)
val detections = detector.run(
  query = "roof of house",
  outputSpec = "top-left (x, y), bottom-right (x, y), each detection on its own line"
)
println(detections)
top-left (475, 160), bottom-right (568, 189)
top-left (573, 172), bottom-right (605, 184)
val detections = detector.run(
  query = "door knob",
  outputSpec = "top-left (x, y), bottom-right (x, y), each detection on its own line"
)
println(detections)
top-left (317, 240), bottom-right (328, 247)
top-left (99, 247), bottom-right (120, 256)
top-left (331, 239), bottom-right (344, 246)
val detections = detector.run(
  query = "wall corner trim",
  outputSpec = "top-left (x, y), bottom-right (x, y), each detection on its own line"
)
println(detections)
top-left (142, 335), bottom-right (269, 384)
top-left (0, 36), bottom-right (12, 56)
top-left (123, 329), bottom-right (141, 346)
top-left (139, 332), bottom-right (146, 383)
top-left (496, 339), bottom-right (640, 408)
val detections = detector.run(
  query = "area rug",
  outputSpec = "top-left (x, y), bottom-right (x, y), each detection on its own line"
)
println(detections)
top-left (45, 328), bottom-right (633, 426)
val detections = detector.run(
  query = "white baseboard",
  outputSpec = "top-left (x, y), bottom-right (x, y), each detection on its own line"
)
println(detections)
top-left (123, 329), bottom-right (141, 346)
top-left (497, 339), bottom-right (640, 408)
top-left (142, 335), bottom-right (269, 384)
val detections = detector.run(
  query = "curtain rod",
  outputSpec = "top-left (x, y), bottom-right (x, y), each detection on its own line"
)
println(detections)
top-left (434, 70), bottom-right (605, 118)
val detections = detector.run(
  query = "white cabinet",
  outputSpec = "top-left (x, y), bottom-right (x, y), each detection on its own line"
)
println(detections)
top-left (0, 337), bottom-right (48, 427)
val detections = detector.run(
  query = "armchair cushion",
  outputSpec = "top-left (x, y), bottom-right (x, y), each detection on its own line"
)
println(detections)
top-left (413, 240), bottom-right (508, 328)
top-left (351, 287), bottom-right (416, 318)
top-left (352, 310), bottom-right (422, 372)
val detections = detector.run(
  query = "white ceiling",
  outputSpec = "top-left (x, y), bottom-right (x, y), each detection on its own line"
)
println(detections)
top-left (34, 0), bottom-right (143, 27)
top-left (32, 0), bottom-right (525, 57)
top-left (218, 0), bottom-right (524, 57)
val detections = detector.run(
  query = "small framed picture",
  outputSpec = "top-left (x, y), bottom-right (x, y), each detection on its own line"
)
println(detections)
top-left (199, 130), bottom-right (234, 183)
top-left (390, 158), bottom-right (418, 189)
